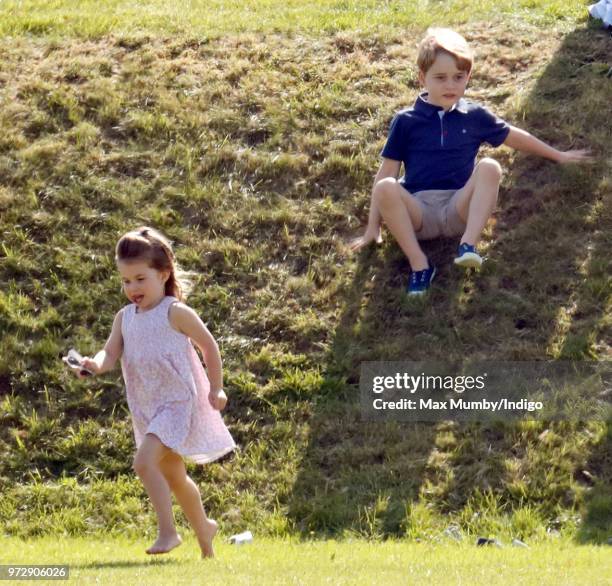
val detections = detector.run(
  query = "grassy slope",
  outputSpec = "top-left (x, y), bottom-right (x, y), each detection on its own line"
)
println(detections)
top-left (0, 1), bottom-right (611, 543)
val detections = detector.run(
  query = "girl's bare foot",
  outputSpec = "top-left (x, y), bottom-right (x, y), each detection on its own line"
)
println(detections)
top-left (200, 519), bottom-right (218, 559)
top-left (349, 228), bottom-right (382, 252)
top-left (146, 532), bottom-right (182, 555)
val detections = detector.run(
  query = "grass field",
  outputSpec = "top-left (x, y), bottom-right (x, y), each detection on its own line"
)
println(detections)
top-left (3, 536), bottom-right (612, 585)
top-left (0, 0), bottom-right (587, 37)
top-left (0, 0), bottom-right (610, 564)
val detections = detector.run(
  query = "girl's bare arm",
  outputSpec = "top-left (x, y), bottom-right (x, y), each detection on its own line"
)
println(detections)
top-left (169, 302), bottom-right (227, 410)
top-left (81, 311), bottom-right (124, 375)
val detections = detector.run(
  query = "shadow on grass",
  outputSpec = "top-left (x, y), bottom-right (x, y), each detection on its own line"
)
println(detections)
top-left (287, 25), bottom-right (611, 538)
top-left (71, 558), bottom-right (183, 570)
top-left (561, 193), bottom-right (612, 544)
top-left (558, 149), bottom-right (611, 544)
top-left (575, 419), bottom-right (612, 544)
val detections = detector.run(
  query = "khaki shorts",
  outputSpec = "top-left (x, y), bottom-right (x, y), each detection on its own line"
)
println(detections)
top-left (413, 188), bottom-right (467, 240)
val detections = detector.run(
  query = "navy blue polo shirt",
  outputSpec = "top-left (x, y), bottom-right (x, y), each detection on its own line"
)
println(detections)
top-left (381, 93), bottom-right (510, 193)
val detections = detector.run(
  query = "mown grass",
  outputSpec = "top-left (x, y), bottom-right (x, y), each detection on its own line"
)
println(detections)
top-left (0, 0), bottom-right (587, 37)
top-left (0, 0), bottom-right (610, 550)
top-left (3, 536), bottom-right (612, 586)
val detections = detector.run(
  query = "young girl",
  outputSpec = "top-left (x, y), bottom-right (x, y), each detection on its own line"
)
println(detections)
top-left (68, 226), bottom-right (235, 558)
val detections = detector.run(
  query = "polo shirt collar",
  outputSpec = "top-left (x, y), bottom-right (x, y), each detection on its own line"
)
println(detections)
top-left (414, 93), bottom-right (468, 116)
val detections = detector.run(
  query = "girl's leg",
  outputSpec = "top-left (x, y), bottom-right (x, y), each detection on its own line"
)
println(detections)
top-left (374, 177), bottom-right (429, 271)
top-left (453, 158), bottom-right (503, 245)
top-left (159, 451), bottom-right (218, 558)
top-left (132, 433), bottom-right (182, 554)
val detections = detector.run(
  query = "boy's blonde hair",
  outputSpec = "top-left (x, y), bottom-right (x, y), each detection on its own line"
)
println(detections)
top-left (417, 28), bottom-right (473, 74)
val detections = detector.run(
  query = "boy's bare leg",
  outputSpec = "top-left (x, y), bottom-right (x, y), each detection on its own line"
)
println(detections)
top-left (373, 178), bottom-right (429, 271)
top-left (133, 434), bottom-right (182, 554)
top-left (454, 158), bottom-right (503, 245)
top-left (160, 451), bottom-right (218, 559)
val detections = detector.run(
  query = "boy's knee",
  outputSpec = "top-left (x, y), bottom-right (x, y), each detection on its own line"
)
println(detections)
top-left (374, 177), bottom-right (401, 205)
top-left (478, 158), bottom-right (503, 180)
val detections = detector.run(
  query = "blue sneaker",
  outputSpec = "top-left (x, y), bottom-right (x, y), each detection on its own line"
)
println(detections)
top-left (407, 265), bottom-right (437, 296)
top-left (454, 242), bottom-right (483, 269)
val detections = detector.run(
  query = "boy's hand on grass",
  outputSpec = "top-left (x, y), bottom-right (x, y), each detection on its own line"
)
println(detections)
top-left (556, 149), bottom-right (593, 164)
top-left (349, 228), bottom-right (383, 252)
top-left (209, 389), bottom-right (228, 411)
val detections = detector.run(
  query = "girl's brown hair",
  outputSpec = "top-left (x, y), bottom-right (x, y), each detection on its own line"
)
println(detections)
top-left (417, 28), bottom-right (473, 74)
top-left (115, 227), bottom-right (187, 301)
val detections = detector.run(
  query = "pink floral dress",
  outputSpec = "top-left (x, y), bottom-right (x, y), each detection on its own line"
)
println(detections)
top-left (120, 296), bottom-right (235, 464)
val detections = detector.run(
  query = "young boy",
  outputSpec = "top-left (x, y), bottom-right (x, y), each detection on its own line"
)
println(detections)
top-left (350, 28), bottom-right (591, 295)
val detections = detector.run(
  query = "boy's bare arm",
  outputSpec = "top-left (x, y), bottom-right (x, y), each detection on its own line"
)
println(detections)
top-left (504, 126), bottom-right (592, 163)
top-left (349, 158), bottom-right (402, 251)
top-left (373, 157), bottom-right (402, 184)
top-left (366, 158), bottom-right (403, 225)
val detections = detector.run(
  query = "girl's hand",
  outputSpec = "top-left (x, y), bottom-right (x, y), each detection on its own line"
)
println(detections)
top-left (209, 389), bottom-right (227, 411)
top-left (556, 149), bottom-right (593, 164)
top-left (72, 358), bottom-right (100, 378)
top-left (80, 358), bottom-right (100, 377)
top-left (64, 351), bottom-right (97, 378)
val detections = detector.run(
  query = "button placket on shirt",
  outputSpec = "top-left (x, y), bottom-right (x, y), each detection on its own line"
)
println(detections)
top-left (438, 111), bottom-right (445, 147)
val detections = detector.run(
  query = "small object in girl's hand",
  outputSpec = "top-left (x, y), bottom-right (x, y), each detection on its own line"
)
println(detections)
top-left (62, 348), bottom-right (94, 376)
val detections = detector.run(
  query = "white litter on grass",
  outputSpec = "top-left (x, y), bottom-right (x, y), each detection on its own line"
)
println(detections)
top-left (229, 530), bottom-right (253, 545)
top-left (512, 539), bottom-right (529, 548)
top-left (589, 0), bottom-right (612, 26)
top-left (476, 537), bottom-right (503, 547)
top-left (443, 526), bottom-right (463, 541)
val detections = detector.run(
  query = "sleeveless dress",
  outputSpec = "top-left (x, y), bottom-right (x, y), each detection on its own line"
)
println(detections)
top-left (120, 296), bottom-right (236, 464)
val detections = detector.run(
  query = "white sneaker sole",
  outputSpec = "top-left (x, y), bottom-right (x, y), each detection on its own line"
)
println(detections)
top-left (454, 252), bottom-right (483, 269)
